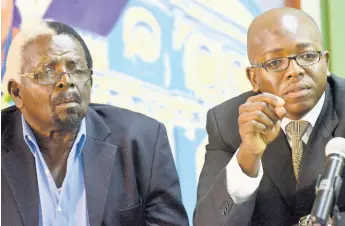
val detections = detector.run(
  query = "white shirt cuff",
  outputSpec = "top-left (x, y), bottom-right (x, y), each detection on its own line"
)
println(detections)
top-left (226, 148), bottom-right (263, 204)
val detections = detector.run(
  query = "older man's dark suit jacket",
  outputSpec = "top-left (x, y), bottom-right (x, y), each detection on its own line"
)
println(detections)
top-left (194, 74), bottom-right (345, 226)
top-left (2, 104), bottom-right (189, 226)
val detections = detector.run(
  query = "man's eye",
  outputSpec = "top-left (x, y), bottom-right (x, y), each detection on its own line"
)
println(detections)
top-left (301, 53), bottom-right (317, 59)
top-left (266, 59), bottom-right (282, 67)
top-left (73, 69), bottom-right (88, 76)
top-left (36, 71), bottom-right (48, 79)
top-left (44, 69), bottom-right (54, 75)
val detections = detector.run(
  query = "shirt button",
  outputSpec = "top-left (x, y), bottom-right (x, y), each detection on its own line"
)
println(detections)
top-left (45, 169), bottom-right (49, 175)
top-left (57, 206), bottom-right (62, 212)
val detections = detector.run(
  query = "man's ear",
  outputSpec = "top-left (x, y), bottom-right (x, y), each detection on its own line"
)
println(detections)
top-left (323, 51), bottom-right (331, 76)
top-left (246, 67), bottom-right (260, 93)
top-left (8, 79), bottom-right (24, 109)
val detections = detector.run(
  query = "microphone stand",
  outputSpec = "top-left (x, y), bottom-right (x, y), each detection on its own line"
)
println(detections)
top-left (306, 174), bottom-right (343, 226)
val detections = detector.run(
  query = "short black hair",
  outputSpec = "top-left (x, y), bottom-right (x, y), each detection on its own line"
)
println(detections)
top-left (46, 21), bottom-right (93, 69)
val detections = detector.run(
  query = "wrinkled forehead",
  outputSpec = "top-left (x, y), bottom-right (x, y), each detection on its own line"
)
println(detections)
top-left (22, 34), bottom-right (87, 71)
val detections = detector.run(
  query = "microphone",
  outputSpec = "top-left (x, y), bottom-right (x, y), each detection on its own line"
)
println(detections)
top-left (309, 137), bottom-right (345, 225)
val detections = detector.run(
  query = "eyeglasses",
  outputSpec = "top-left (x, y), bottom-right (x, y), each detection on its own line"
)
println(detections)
top-left (21, 68), bottom-right (93, 85)
top-left (251, 51), bottom-right (326, 72)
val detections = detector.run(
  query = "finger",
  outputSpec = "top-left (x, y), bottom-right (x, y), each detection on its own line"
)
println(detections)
top-left (270, 119), bottom-right (282, 133)
top-left (260, 120), bottom-right (282, 136)
top-left (274, 106), bottom-right (286, 118)
top-left (239, 111), bottom-right (275, 128)
top-left (239, 102), bottom-right (280, 122)
top-left (241, 120), bottom-right (268, 134)
top-left (247, 92), bottom-right (285, 107)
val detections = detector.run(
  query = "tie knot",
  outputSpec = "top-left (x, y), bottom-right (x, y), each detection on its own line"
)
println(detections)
top-left (286, 120), bottom-right (310, 139)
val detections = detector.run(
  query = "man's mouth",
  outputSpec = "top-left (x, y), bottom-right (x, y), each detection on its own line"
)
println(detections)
top-left (56, 97), bottom-right (80, 106)
top-left (57, 102), bottom-right (79, 107)
top-left (284, 83), bottom-right (311, 99)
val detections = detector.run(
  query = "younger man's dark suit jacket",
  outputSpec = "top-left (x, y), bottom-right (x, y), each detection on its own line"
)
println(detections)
top-left (194, 75), bottom-right (345, 226)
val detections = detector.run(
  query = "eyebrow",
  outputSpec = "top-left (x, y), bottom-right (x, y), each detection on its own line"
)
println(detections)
top-left (262, 43), bottom-right (316, 56)
top-left (296, 43), bottom-right (315, 49)
top-left (36, 57), bottom-right (85, 69)
top-left (263, 48), bottom-right (284, 56)
top-left (52, 51), bottom-right (73, 56)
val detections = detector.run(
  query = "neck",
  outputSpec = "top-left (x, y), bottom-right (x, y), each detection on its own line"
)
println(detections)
top-left (284, 112), bottom-right (306, 120)
top-left (42, 127), bottom-right (78, 154)
top-left (23, 114), bottom-right (80, 157)
top-left (35, 127), bottom-right (79, 158)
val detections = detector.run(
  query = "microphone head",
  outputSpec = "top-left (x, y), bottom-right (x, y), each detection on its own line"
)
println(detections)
top-left (325, 137), bottom-right (345, 158)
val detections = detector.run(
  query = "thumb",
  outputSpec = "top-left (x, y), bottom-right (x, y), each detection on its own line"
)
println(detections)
top-left (272, 120), bottom-right (282, 135)
top-left (265, 120), bottom-right (282, 143)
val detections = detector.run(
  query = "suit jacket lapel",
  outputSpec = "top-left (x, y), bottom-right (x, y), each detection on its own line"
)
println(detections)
top-left (1, 110), bottom-right (39, 226)
top-left (262, 129), bottom-right (296, 209)
top-left (83, 108), bottom-right (117, 226)
top-left (295, 84), bottom-right (339, 216)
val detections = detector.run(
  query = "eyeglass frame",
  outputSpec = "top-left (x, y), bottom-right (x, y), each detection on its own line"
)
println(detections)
top-left (250, 50), bottom-right (327, 72)
top-left (20, 67), bottom-right (93, 85)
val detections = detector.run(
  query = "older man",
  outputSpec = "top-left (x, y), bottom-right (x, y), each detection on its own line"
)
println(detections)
top-left (1, 21), bottom-right (188, 226)
top-left (194, 8), bottom-right (345, 226)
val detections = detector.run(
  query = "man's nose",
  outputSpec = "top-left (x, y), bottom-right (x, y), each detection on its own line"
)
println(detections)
top-left (56, 72), bottom-right (75, 89)
top-left (284, 59), bottom-right (305, 79)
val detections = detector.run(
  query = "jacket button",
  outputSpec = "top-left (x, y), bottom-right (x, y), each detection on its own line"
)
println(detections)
top-left (220, 201), bottom-right (230, 215)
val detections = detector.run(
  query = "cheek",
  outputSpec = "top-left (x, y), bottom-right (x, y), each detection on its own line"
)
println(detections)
top-left (32, 95), bottom-right (51, 110)
top-left (77, 83), bottom-right (91, 105)
top-left (22, 88), bottom-right (52, 112)
top-left (304, 64), bottom-right (327, 86)
top-left (257, 74), bottom-right (282, 94)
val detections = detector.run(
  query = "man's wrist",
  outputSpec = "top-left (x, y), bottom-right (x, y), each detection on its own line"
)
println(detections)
top-left (226, 148), bottom-right (264, 204)
top-left (237, 143), bottom-right (263, 177)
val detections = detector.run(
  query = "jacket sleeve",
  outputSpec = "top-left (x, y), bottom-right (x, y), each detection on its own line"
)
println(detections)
top-left (193, 108), bottom-right (257, 226)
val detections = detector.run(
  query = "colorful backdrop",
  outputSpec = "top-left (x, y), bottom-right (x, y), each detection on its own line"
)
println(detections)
top-left (1, 0), bottom-right (291, 223)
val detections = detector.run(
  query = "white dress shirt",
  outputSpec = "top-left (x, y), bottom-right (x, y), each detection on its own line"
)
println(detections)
top-left (226, 92), bottom-right (325, 204)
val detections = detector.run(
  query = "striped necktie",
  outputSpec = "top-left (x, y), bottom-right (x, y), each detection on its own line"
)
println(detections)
top-left (285, 120), bottom-right (310, 180)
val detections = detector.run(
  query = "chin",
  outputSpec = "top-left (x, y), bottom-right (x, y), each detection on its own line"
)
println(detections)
top-left (53, 109), bottom-right (86, 130)
top-left (55, 116), bottom-right (83, 130)
top-left (285, 99), bottom-right (316, 119)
